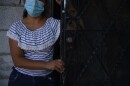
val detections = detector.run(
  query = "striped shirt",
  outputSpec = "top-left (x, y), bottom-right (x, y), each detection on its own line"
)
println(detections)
top-left (7, 17), bottom-right (60, 76)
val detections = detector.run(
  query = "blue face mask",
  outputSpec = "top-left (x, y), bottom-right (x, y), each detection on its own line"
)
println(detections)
top-left (24, 0), bottom-right (45, 17)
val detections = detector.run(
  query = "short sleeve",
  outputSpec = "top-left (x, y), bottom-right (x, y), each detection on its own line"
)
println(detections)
top-left (50, 17), bottom-right (61, 42)
top-left (6, 23), bottom-right (19, 41)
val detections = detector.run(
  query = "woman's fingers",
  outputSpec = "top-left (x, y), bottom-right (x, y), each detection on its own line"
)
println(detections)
top-left (55, 59), bottom-right (65, 73)
top-left (47, 59), bottom-right (65, 73)
top-left (55, 65), bottom-right (64, 73)
top-left (56, 0), bottom-right (62, 5)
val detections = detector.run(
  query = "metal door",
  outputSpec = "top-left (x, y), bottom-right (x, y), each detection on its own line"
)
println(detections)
top-left (56, 0), bottom-right (130, 86)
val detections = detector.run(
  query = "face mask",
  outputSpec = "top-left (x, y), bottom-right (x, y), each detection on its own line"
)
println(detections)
top-left (24, 0), bottom-right (45, 17)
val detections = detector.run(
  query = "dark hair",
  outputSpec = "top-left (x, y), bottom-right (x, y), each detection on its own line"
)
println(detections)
top-left (23, 9), bottom-right (27, 18)
top-left (22, 0), bottom-right (50, 18)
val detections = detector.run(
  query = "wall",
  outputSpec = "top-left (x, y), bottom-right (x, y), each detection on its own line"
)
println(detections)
top-left (0, 0), bottom-right (24, 86)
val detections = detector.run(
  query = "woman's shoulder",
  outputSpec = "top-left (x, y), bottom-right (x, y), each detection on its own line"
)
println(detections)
top-left (7, 20), bottom-right (23, 41)
top-left (7, 19), bottom-right (25, 35)
top-left (47, 17), bottom-right (60, 21)
top-left (47, 17), bottom-right (60, 27)
top-left (9, 20), bottom-right (23, 29)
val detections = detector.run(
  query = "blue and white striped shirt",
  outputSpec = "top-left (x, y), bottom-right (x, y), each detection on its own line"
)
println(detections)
top-left (7, 17), bottom-right (60, 76)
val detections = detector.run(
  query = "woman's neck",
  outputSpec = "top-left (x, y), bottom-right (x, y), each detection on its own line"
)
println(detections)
top-left (25, 14), bottom-right (46, 24)
top-left (22, 14), bottom-right (47, 30)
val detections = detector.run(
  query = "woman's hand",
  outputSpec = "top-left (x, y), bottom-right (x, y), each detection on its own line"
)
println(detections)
top-left (47, 59), bottom-right (65, 73)
top-left (56, 0), bottom-right (62, 5)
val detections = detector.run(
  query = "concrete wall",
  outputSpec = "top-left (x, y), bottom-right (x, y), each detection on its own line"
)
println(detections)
top-left (0, 0), bottom-right (24, 86)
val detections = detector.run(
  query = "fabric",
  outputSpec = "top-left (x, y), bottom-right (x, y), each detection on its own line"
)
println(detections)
top-left (24, 0), bottom-right (45, 17)
top-left (7, 17), bottom-right (60, 76)
top-left (8, 68), bottom-right (56, 86)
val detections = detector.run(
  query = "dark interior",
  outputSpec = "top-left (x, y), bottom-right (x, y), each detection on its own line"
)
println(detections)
top-left (53, 0), bottom-right (130, 86)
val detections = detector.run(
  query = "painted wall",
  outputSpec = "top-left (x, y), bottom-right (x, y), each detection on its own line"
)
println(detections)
top-left (0, 0), bottom-right (24, 86)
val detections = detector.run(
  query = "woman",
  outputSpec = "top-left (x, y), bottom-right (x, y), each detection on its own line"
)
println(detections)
top-left (7, 0), bottom-right (64, 86)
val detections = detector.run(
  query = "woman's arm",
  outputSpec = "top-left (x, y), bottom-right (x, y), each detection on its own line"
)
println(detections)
top-left (9, 38), bottom-right (64, 73)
